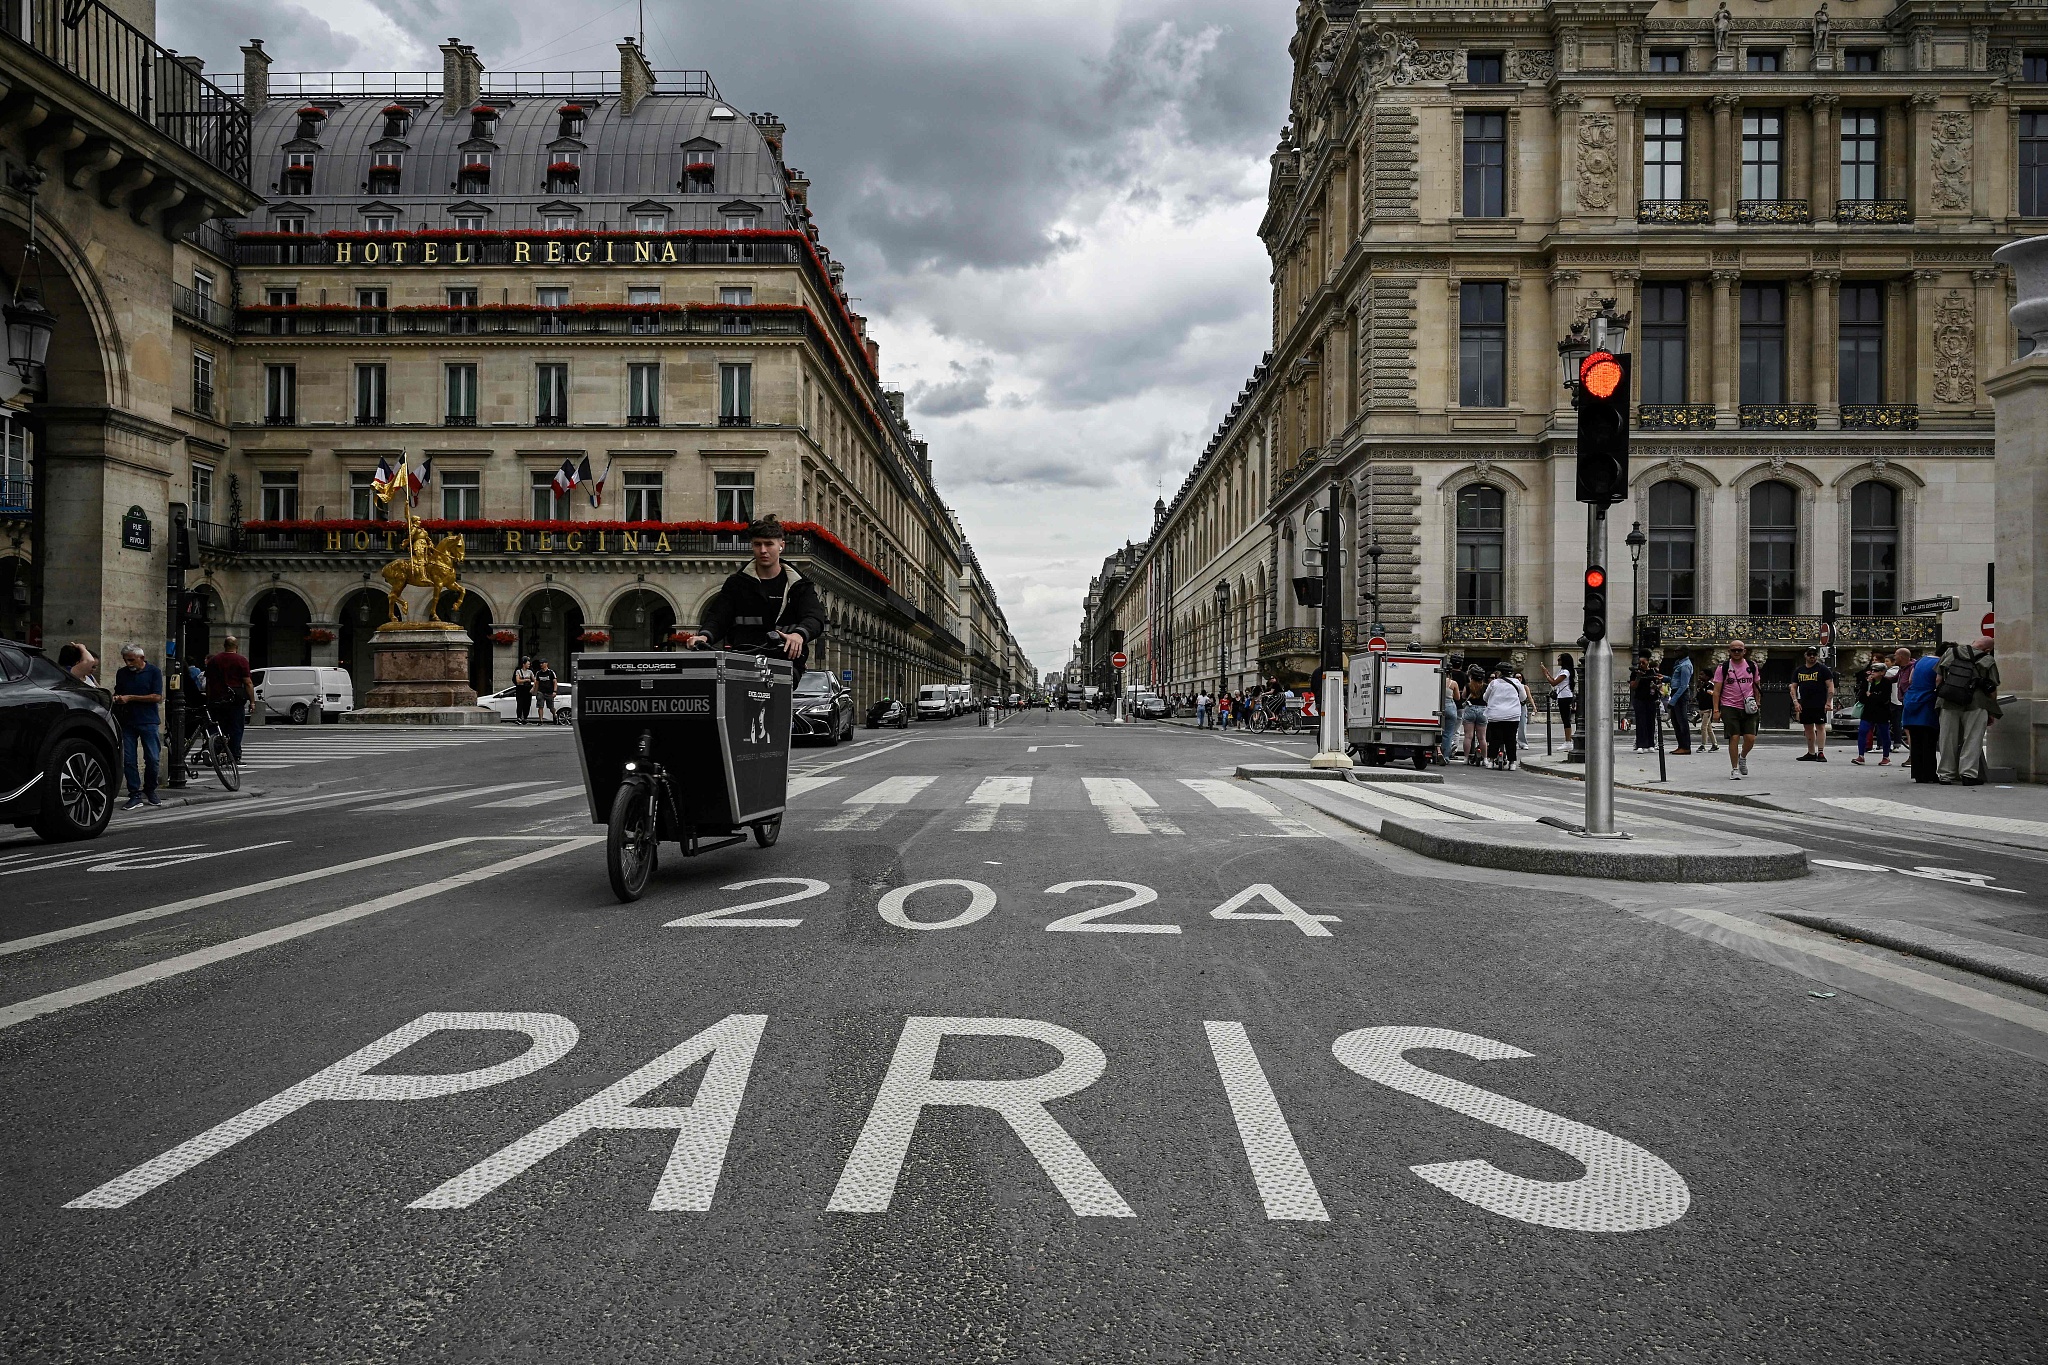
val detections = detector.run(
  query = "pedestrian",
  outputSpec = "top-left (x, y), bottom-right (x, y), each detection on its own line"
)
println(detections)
top-left (1666, 652), bottom-right (1694, 754)
top-left (1460, 665), bottom-right (1487, 764)
top-left (1709, 639), bottom-right (1762, 779)
top-left (514, 656), bottom-right (535, 725)
top-left (1934, 635), bottom-right (2002, 785)
top-left (1196, 689), bottom-right (1211, 729)
top-left (202, 635), bottom-right (254, 760)
top-left (1482, 666), bottom-right (1524, 770)
top-left (1695, 663), bottom-right (1720, 753)
top-left (111, 642), bottom-right (164, 809)
top-left (1441, 666), bottom-right (1463, 761)
top-left (56, 640), bottom-right (98, 684)
top-left (1544, 653), bottom-right (1577, 747)
top-left (534, 658), bottom-right (559, 721)
top-left (1853, 657), bottom-right (1894, 765)
top-left (1899, 645), bottom-right (1940, 783)
top-left (1628, 653), bottom-right (1663, 752)
top-left (1793, 646), bottom-right (1836, 762)
top-left (1515, 667), bottom-right (1532, 749)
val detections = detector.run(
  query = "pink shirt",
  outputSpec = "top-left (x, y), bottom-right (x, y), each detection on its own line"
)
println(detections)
top-left (1715, 659), bottom-right (1759, 707)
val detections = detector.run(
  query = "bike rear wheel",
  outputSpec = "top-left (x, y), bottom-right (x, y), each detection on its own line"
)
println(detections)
top-left (208, 735), bottom-right (241, 791)
top-left (606, 782), bottom-right (660, 902)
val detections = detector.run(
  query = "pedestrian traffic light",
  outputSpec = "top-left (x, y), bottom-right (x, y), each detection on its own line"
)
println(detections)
top-left (1575, 350), bottom-right (1630, 505)
top-left (1821, 589), bottom-right (1840, 625)
top-left (1584, 564), bottom-right (1609, 641)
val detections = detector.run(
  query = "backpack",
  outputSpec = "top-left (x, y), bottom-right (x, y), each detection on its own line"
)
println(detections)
top-left (1936, 651), bottom-right (1983, 707)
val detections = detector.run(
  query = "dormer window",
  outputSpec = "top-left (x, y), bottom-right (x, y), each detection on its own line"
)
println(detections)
top-left (367, 154), bottom-right (401, 194)
top-left (452, 213), bottom-right (485, 230)
top-left (294, 105), bottom-right (326, 140)
top-left (457, 153), bottom-right (491, 196)
top-left (681, 144), bottom-right (719, 193)
top-left (557, 103), bottom-right (586, 137)
top-left (280, 152), bottom-right (314, 195)
top-left (470, 104), bottom-right (499, 140)
top-left (546, 155), bottom-right (581, 195)
top-left (363, 214), bottom-right (395, 232)
top-left (543, 212), bottom-right (578, 231)
top-left (635, 211), bottom-right (667, 231)
top-left (381, 104), bottom-right (412, 138)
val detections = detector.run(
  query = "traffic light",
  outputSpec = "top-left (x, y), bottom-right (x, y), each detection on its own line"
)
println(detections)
top-left (1821, 589), bottom-right (1840, 625)
top-left (1574, 350), bottom-right (1630, 505)
top-left (1583, 564), bottom-right (1609, 641)
top-left (171, 514), bottom-right (200, 571)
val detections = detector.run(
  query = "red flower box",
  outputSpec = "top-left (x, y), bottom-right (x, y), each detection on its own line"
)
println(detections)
top-left (577, 630), bottom-right (612, 645)
top-left (491, 629), bottom-right (518, 645)
top-left (296, 105), bottom-right (326, 119)
top-left (459, 163), bottom-right (491, 176)
top-left (382, 104), bottom-right (411, 116)
top-left (304, 628), bottom-right (336, 645)
top-left (683, 161), bottom-right (715, 177)
top-left (471, 105), bottom-right (498, 117)
top-left (370, 163), bottom-right (401, 174)
top-left (547, 161), bottom-right (581, 176)
top-left (558, 103), bottom-right (585, 115)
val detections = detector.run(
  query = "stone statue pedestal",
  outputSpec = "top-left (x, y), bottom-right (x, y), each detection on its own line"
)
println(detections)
top-left (342, 622), bottom-right (497, 726)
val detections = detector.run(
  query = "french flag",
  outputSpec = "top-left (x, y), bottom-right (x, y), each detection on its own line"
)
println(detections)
top-left (370, 455), bottom-right (397, 503)
top-left (551, 457), bottom-right (580, 499)
top-left (407, 455), bottom-right (433, 504)
top-left (582, 456), bottom-right (607, 509)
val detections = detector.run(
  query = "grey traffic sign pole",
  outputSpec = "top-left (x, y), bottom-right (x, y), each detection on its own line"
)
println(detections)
top-left (1311, 483), bottom-right (1353, 770)
top-left (1584, 506), bottom-right (1614, 834)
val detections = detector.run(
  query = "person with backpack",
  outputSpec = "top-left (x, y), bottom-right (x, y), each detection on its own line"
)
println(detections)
top-left (1665, 653), bottom-right (1694, 755)
top-left (1899, 645), bottom-right (1941, 783)
top-left (1709, 640), bottom-right (1762, 779)
top-left (1934, 635), bottom-right (2002, 785)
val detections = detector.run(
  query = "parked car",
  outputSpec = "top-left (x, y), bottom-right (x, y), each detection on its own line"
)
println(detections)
top-left (793, 670), bottom-right (856, 745)
top-left (866, 696), bottom-right (910, 729)
top-left (252, 666), bottom-right (354, 724)
top-left (478, 683), bottom-right (574, 724)
top-left (0, 639), bottom-right (119, 842)
top-left (917, 684), bottom-right (952, 721)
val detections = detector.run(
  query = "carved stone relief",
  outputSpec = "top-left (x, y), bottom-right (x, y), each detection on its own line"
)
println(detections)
top-left (1930, 111), bottom-right (1973, 211)
top-left (1932, 289), bottom-right (1976, 404)
top-left (1511, 49), bottom-right (1555, 83)
top-left (1576, 114), bottom-right (1618, 211)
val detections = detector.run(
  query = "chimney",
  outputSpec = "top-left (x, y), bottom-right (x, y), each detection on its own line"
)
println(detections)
top-left (755, 113), bottom-right (784, 158)
top-left (866, 337), bottom-right (880, 372)
top-left (785, 169), bottom-right (808, 207)
top-left (883, 391), bottom-right (905, 423)
top-left (618, 37), bottom-right (655, 115)
top-left (440, 39), bottom-right (482, 116)
top-left (240, 39), bottom-right (270, 108)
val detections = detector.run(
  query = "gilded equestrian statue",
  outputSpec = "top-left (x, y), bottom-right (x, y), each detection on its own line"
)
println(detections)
top-left (379, 505), bottom-right (467, 623)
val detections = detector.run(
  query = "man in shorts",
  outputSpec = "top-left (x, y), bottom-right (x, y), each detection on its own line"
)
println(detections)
top-left (1709, 639), bottom-right (1763, 779)
top-left (1792, 645), bottom-right (1837, 762)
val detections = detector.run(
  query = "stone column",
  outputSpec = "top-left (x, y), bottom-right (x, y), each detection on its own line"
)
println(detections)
top-left (490, 627), bottom-right (519, 689)
top-left (1987, 236), bottom-right (2048, 781)
top-left (1811, 268), bottom-right (1841, 427)
top-left (1907, 93), bottom-right (1939, 216)
top-left (1971, 90), bottom-right (2003, 223)
top-left (1809, 94), bottom-right (1839, 224)
top-left (1615, 94), bottom-right (1641, 214)
top-left (1688, 278), bottom-right (1711, 403)
top-left (1555, 93), bottom-right (1582, 222)
top-left (1787, 99), bottom-right (1811, 207)
top-left (1974, 268), bottom-right (2005, 418)
top-left (1887, 277), bottom-right (1911, 411)
top-left (1882, 104), bottom-right (1908, 202)
top-left (1909, 270), bottom-right (1940, 411)
top-left (308, 620), bottom-right (340, 668)
top-left (1789, 275), bottom-right (1811, 406)
top-left (1711, 269), bottom-right (1740, 423)
top-left (1711, 95), bottom-right (1739, 223)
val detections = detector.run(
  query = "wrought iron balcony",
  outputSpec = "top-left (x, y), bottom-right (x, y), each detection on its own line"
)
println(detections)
top-left (171, 284), bottom-right (230, 331)
top-left (1441, 615), bottom-right (1529, 646)
top-left (626, 414), bottom-right (660, 427)
top-left (1736, 200), bottom-right (1812, 226)
top-left (352, 413), bottom-right (385, 426)
top-left (194, 519), bottom-right (234, 548)
top-left (1647, 614), bottom-right (1937, 649)
top-left (1637, 199), bottom-right (1710, 226)
top-left (1739, 403), bottom-right (1819, 430)
top-left (443, 414), bottom-right (477, 427)
top-left (1840, 404), bottom-right (1918, 430)
top-left (262, 413), bottom-right (296, 426)
top-left (534, 413), bottom-right (567, 427)
top-left (0, 475), bottom-right (30, 517)
top-left (718, 413), bottom-right (751, 427)
top-left (1637, 404), bottom-right (1716, 430)
top-left (1258, 627), bottom-right (1319, 659)
top-left (1834, 199), bottom-right (1913, 226)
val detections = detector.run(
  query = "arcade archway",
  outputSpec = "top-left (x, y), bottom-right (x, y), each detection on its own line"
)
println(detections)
top-left (249, 588), bottom-right (311, 668)
top-left (606, 588), bottom-right (676, 652)
top-left (518, 589), bottom-right (583, 672)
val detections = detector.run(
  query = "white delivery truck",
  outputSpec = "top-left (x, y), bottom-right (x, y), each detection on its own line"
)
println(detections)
top-left (917, 684), bottom-right (952, 720)
top-left (1345, 650), bottom-right (1446, 770)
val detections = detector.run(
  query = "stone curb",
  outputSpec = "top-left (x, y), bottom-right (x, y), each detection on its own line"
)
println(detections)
top-left (1372, 816), bottom-right (1809, 883)
top-left (119, 784), bottom-right (266, 811)
top-left (1234, 764), bottom-right (1443, 785)
top-left (1519, 756), bottom-right (1797, 812)
top-left (1770, 911), bottom-right (2048, 996)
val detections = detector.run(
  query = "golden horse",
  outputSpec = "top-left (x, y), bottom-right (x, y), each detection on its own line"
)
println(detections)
top-left (379, 528), bottom-right (467, 622)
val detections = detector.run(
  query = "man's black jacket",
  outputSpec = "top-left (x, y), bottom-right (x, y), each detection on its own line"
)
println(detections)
top-left (701, 563), bottom-right (827, 671)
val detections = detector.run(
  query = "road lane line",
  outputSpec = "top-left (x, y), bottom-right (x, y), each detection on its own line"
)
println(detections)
top-left (1309, 781), bottom-right (1462, 823)
top-left (0, 837), bottom-right (601, 1033)
top-left (475, 784), bottom-right (585, 809)
top-left (844, 776), bottom-right (936, 804)
top-left (957, 775), bottom-right (1032, 832)
top-left (130, 788), bottom-right (436, 828)
top-left (381, 782), bottom-right (553, 811)
top-left (0, 838), bottom-right (480, 958)
top-left (788, 774), bottom-right (846, 798)
top-left (1084, 778), bottom-right (1181, 836)
top-left (790, 739), bottom-right (918, 775)
top-left (1180, 780), bottom-right (1321, 838)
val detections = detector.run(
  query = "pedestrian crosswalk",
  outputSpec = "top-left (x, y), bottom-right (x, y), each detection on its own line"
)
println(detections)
top-left (783, 772), bottom-right (1333, 839)
top-left (235, 725), bottom-right (552, 772)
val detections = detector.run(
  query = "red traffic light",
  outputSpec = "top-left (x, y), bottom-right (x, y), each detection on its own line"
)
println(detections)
top-left (1579, 350), bottom-right (1624, 400)
top-left (1585, 566), bottom-right (1607, 589)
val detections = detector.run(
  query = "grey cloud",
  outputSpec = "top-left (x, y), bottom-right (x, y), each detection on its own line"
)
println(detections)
top-left (164, 0), bottom-right (369, 71)
top-left (909, 359), bottom-right (994, 418)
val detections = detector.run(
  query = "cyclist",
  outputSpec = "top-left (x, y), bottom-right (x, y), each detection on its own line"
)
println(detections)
top-left (680, 516), bottom-right (827, 669)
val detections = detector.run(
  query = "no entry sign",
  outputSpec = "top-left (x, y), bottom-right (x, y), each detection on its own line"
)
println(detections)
top-left (1366, 636), bottom-right (1388, 654)
top-left (1111, 652), bottom-right (1128, 670)
top-left (1983, 612), bottom-right (1995, 640)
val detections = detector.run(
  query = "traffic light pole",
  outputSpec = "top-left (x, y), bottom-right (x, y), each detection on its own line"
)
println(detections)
top-left (1311, 483), bottom-right (1353, 770)
top-left (1584, 507), bottom-right (1615, 834)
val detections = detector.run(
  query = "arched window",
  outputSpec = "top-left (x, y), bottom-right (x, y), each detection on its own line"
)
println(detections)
top-left (1748, 480), bottom-right (1798, 615)
top-left (1455, 484), bottom-right (1505, 616)
top-left (1647, 480), bottom-right (1697, 614)
top-left (1850, 480), bottom-right (1899, 615)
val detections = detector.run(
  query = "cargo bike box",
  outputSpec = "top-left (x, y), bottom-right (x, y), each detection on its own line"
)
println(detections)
top-left (571, 650), bottom-right (794, 900)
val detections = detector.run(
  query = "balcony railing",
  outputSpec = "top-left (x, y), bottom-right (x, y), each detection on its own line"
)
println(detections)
top-left (1834, 200), bottom-right (1913, 226)
top-left (1637, 403), bottom-right (1716, 430)
top-left (1739, 403), bottom-right (1818, 430)
top-left (534, 413), bottom-right (567, 427)
top-left (444, 414), bottom-right (478, 427)
top-left (231, 235), bottom-right (806, 269)
top-left (232, 306), bottom-right (812, 341)
top-left (626, 414), bottom-right (660, 427)
top-left (1259, 627), bottom-right (1319, 659)
top-left (171, 284), bottom-right (230, 331)
top-left (209, 68), bottom-right (723, 101)
top-left (352, 412), bottom-right (385, 426)
top-left (0, 0), bottom-right (251, 183)
top-left (1637, 199), bottom-right (1710, 226)
top-left (1736, 199), bottom-right (1811, 226)
top-left (1840, 403), bottom-right (1918, 430)
top-left (718, 413), bottom-right (751, 427)
top-left (0, 475), bottom-right (30, 516)
top-left (1644, 614), bottom-right (1937, 649)
top-left (1441, 615), bottom-right (1529, 646)
top-left (263, 413), bottom-right (296, 426)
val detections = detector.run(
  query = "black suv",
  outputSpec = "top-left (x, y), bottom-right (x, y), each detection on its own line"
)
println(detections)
top-left (0, 640), bottom-right (119, 841)
top-left (791, 670), bottom-right (856, 745)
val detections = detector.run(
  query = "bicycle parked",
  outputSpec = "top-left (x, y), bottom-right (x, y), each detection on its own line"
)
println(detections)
top-left (182, 704), bottom-right (242, 792)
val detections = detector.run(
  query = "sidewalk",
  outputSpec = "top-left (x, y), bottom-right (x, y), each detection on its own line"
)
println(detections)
top-left (1522, 732), bottom-right (2048, 851)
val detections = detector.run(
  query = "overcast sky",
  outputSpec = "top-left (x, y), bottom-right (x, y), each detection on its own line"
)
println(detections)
top-left (164, 0), bottom-right (1294, 674)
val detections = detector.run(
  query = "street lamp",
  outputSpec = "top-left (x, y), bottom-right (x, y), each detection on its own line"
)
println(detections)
top-left (1625, 519), bottom-right (1647, 652)
top-left (1213, 579), bottom-right (1229, 699)
top-left (1365, 540), bottom-right (1384, 635)
top-left (5, 168), bottom-right (54, 389)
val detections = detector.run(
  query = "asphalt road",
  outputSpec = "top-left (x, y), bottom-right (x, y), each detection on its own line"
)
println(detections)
top-left (2, 710), bottom-right (2044, 1362)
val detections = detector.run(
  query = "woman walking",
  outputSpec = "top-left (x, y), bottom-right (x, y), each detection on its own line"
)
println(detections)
top-left (1483, 666), bottom-right (1526, 770)
top-left (1441, 666), bottom-right (1463, 762)
top-left (1461, 665), bottom-right (1488, 765)
top-left (513, 656), bottom-right (535, 725)
top-left (1545, 654), bottom-right (1577, 747)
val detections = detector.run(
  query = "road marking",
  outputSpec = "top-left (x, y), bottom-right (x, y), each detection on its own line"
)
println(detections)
top-left (0, 837), bottom-right (480, 959)
top-left (843, 776), bottom-right (936, 805)
top-left (1204, 1022), bottom-right (1329, 1221)
top-left (1668, 905), bottom-right (2048, 1036)
top-left (1811, 858), bottom-right (2024, 893)
top-left (1391, 787), bottom-right (1536, 823)
top-left (0, 843), bottom-right (205, 876)
top-left (86, 841), bottom-right (290, 873)
top-left (1027, 745), bottom-right (1083, 752)
top-left (381, 782), bottom-right (554, 811)
top-left (1180, 779), bottom-right (1321, 838)
top-left (790, 739), bottom-right (918, 776)
top-left (957, 775), bottom-right (1032, 832)
top-left (0, 837), bottom-right (599, 1033)
top-left (787, 774), bottom-right (845, 798)
top-left (132, 787), bottom-right (451, 829)
top-left (1083, 777), bottom-right (1180, 836)
top-left (475, 784), bottom-right (585, 809)
top-left (1815, 796), bottom-right (2048, 842)
top-left (1290, 780), bottom-right (1459, 824)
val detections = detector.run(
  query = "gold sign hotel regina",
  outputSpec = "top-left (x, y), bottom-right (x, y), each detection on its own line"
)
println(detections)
top-left (166, 37), bottom-right (1025, 709)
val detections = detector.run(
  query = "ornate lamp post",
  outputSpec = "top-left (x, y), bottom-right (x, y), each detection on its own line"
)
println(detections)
top-left (1625, 520), bottom-right (1647, 653)
top-left (1213, 579), bottom-right (1229, 700)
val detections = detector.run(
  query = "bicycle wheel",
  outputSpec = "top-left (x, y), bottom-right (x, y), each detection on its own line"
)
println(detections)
top-left (606, 782), bottom-right (660, 903)
top-left (209, 735), bottom-right (241, 792)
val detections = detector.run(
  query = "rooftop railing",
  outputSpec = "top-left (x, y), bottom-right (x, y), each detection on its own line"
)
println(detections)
top-left (0, 0), bottom-right (249, 183)
top-left (207, 69), bottom-right (722, 100)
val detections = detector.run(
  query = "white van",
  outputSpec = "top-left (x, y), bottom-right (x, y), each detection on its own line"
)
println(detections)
top-left (252, 666), bottom-right (355, 724)
top-left (917, 684), bottom-right (951, 720)
top-left (948, 683), bottom-right (971, 715)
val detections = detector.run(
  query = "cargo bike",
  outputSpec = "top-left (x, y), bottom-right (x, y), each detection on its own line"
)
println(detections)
top-left (571, 642), bottom-right (794, 902)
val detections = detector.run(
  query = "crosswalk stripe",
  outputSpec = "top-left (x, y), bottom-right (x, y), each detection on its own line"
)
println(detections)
top-left (1179, 779), bottom-right (1321, 838)
top-left (1391, 787), bottom-right (1538, 823)
top-left (1302, 781), bottom-right (1461, 823)
top-left (1084, 777), bottom-right (1180, 836)
top-left (382, 781), bottom-right (553, 811)
top-left (475, 785), bottom-right (586, 809)
top-left (1816, 796), bottom-right (2048, 841)
top-left (788, 774), bottom-right (846, 797)
top-left (957, 775), bottom-right (1032, 832)
top-left (844, 776), bottom-right (936, 805)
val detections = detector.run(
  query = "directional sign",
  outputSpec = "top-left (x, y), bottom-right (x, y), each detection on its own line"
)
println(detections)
top-left (1366, 636), bottom-right (1388, 654)
top-left (840, 670), bottom-right (853, 683)
top-left (1902, 595), bottom-right (1958, 615)
top-left (1110, 652), bottom-right (1128, 670)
